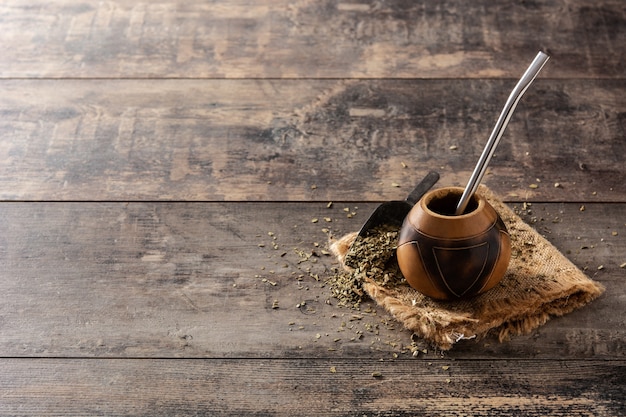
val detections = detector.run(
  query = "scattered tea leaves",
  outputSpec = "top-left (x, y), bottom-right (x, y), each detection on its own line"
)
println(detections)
top-left (327, 225), bottom-right (404, 308)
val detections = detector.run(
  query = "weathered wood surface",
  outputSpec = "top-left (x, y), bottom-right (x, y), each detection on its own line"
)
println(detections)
top-left (1, 79), bottom-right (624, 201)
top-left (1, 202), bottom-right (623, 359)
top-left (0, 0), bottom-right (624, 79)
top-left (1, 358), bottom-right (624, 416)
top-left (1, 0), bottom-right (624, 414)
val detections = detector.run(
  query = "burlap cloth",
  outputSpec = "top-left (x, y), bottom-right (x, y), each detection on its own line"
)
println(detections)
top-left (329, 186), bottom-right (605, 350)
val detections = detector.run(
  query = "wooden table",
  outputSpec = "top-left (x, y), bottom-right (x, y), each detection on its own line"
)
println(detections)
top-left (1, 1), bottom-right (624, 415)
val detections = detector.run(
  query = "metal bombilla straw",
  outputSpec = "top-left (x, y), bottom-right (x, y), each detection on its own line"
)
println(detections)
top-left (455, 51), bottom-right (550, 215)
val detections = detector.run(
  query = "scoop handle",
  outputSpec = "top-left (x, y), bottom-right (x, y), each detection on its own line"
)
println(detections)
top-left (455, 51), bottom-right (550, 215)
top-left (406, 171), bottom-right (440, 205)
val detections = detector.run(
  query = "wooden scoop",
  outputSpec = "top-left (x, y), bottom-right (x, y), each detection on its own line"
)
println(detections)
top-left (345, 171), bottom-right (439, 266)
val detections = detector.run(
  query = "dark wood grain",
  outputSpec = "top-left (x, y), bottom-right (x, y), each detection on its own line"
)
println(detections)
top-left (0, 0), bottom-right (624, 79)
top-left (1, 79), bottom-right (624, 201)
top-left (1, 0), bottom-right (624, 414)
top-left (0, 202), bottom-right (622, 359)
top-left (1, 358), bottom-right (624, 416)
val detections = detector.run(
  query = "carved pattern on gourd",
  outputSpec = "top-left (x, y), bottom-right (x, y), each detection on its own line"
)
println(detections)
top-left (398, 206), bottom-right (510, 300)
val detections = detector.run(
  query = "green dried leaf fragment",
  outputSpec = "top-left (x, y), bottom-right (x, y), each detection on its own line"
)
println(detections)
top-left (326, 225), bottom-right (405, 307)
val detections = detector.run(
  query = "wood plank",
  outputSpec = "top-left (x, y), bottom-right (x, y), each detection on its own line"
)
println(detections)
top-left (1, 79), bottom-right (624, 201)
top-left (1, 358), bottom-right (624, 416)
top-left (2, 1), bottom-right (622, 416)
top-left (0, 0), bottom-right (624, 79)
top-left (0, 202), bottom-right (623, 359)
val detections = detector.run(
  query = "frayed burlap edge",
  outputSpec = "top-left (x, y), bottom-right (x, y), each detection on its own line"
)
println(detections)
top-left (329, 186), bottom-right (605, 350)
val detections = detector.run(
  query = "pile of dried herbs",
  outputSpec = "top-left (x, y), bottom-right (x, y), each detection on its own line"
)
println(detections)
top-left (327, 225), bottom-right (405, 308)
